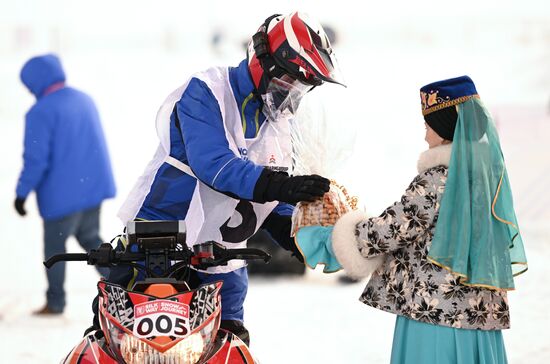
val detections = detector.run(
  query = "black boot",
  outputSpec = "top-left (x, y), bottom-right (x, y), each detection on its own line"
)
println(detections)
top-left (220, 320), bottom-right (250, 346)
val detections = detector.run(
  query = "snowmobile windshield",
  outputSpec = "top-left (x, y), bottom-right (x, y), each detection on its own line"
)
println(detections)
top-left (262, 74), bottom-right (313, 122)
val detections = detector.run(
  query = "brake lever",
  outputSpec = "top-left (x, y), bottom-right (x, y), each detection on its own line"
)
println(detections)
top-left (226, 248), bottom-right (271, 263)
top-left (191, 242), bottom-right (271, 269)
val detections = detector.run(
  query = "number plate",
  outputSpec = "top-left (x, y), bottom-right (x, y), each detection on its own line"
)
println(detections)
top-left (133, 300), bottom-right (191, 338)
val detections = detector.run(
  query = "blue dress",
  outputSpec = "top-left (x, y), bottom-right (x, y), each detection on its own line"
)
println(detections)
top-left (391, 316), bottom-right (508, 364)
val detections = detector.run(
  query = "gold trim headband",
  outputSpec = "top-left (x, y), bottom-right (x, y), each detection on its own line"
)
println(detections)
top-left (421, 92), bottom-right (479, 116)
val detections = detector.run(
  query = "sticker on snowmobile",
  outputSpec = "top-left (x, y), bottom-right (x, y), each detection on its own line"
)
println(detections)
top-left (133, 300), bottom-right (191, 339)
top-left (104, 284), bottom-right (134, 328)
top-left (189, 283), bottom-right (219, 329)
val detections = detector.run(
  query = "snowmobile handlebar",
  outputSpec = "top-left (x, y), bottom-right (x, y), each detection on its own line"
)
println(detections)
top-left (43, 253), bottom-right (89, 268)
top-left (44, 220), bottom-right (271, 273)
top-left (44, 242), bottom-right (271, 269)
top-left (191, 242), bottom-right (271, 269)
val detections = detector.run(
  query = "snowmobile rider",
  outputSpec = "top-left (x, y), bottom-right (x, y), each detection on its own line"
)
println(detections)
top-left (92, 12), bottom-right (346, 344)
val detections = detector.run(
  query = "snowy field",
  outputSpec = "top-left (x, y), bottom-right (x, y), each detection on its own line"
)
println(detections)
top-left (1, 1), bottom-right (550, 362)
top-left (1, 229), bottom-right (549, 363)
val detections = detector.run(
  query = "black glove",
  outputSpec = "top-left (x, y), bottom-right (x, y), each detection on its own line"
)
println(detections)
top-left (253, 169), bottom-right (330, 204)
top-left (262, 213), bottom-right (304, 263)
top-left (14, 197), bottom-right (27, 216)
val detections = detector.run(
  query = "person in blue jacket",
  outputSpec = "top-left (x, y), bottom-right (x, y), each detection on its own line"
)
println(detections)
top-left (15, 54), bottom-right (116, 315)
top-left (98, 12), bottom-right (345, 344)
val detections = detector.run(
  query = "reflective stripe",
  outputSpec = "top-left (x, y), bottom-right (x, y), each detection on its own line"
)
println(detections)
top-left (241, 92), bottom-right (255, 135)
top-left (166, 156), bottom-right (196, 178)
top-left (212, 157), bottom-right (238, 187)
top-left (241, 92), bottom-right (261, 137)
top-left (254, 108), bottom-right (260, 136)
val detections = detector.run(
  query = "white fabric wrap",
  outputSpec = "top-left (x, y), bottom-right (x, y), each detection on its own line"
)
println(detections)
top-left (118, 67), bottom-right (293, 273)
top-left (332, 210), bottom-right (385, 279)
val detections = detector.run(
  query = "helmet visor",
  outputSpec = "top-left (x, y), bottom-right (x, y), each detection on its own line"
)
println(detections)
top-left (262, 74), bottom-right (313, 121)
top-left (309, 44), bottom-right (346, 87)
top-left (293, 12), bottom-right (346, 87)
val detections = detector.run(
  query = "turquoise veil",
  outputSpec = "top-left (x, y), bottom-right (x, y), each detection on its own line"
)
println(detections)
top-left (427, 98), bottom-right (528, 290)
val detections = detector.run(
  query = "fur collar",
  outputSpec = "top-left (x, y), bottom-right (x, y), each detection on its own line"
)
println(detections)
top-left (417, 144), bottom-right (452, 174)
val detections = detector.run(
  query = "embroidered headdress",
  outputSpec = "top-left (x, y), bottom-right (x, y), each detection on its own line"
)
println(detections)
top-left (420, 75), bottom-right (478, 116)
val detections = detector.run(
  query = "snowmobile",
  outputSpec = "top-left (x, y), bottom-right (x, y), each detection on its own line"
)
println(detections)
top-left (44, 220), bottom-right (270, 364)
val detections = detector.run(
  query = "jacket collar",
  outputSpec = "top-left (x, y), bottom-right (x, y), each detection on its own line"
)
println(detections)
top-left (417, 143), bottom-right (452, 173)
top-left (229, 59), bottom-right (266, 137)
top-left (43, 81), bottom-right (65, 97)
top-left (229, 59), bottom-right (258, 106)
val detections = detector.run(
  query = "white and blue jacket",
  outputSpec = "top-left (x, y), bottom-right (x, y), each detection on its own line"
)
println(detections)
top-left (136, 59), bottom-right (288, 220)
top-left (110, 60), bottom-right (297, 322)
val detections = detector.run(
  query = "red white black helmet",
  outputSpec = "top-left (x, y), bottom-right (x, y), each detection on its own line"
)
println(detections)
top-left (247, 12), bottom-right (345, 95)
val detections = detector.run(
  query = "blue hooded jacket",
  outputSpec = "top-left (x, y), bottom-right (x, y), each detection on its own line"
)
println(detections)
top-left (17, 54), bottom-right (116, 220)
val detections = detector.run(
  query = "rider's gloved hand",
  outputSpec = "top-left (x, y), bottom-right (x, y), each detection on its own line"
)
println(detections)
top-left (262, 212), bottom-right (304, 263)
top-left (14, 197), bottom-right (27, 216)
top-left (253, 169), bottom-right (330, 204)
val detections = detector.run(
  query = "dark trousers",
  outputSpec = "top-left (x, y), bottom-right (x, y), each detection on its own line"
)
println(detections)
top-left (44, 205), bottom-right (107, 311)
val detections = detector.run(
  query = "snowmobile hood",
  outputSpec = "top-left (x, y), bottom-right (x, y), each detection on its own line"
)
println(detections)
top-left (20, 54), bottom-right (66, 98)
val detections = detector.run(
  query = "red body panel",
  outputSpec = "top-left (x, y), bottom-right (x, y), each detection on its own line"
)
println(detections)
top-left (62, 335), bottom-right (116, 364)
top-left (62, 331), bottom-right (256, 364)
top-left (61, 281), bottom-right (256, 363)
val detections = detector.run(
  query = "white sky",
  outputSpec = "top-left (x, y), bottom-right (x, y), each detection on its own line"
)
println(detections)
top-left (1, 3), bottom-right (549, 362)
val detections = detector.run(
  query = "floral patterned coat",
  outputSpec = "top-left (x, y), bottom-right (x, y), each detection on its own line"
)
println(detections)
top-left (332, 144), bottom-right (510, 330)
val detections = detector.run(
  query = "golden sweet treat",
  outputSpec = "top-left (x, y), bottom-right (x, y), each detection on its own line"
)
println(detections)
top-left (291, 181), bottom-right (357, 236)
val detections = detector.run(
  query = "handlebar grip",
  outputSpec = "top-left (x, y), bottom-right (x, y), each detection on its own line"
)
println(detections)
top-left (43, 253), bottom-right (89, 269)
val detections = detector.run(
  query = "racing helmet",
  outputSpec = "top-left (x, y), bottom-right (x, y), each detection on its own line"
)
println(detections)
top-left (247, 12), bottom-right (345, 120)
top-left (247, 12), bottom-right (345, 95)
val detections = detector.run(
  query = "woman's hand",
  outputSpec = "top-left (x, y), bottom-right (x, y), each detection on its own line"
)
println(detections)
top-left (294, 225), bottom-right (341, 273)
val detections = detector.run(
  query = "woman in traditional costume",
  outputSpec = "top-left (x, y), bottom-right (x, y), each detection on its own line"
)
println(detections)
top-left (296, 76), bottom-right (527, 363)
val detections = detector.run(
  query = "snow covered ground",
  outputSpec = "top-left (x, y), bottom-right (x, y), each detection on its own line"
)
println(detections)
top-left (1, 230), bottom-right (549, 363)
top-left (1, 1), bottom-right (550, 362)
